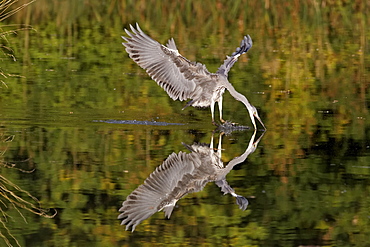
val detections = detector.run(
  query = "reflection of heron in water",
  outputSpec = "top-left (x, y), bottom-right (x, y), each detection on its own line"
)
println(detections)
top-left (118, 130), bottom-right (264, 231)
top-left (122, 24), bottom-right (266, 130)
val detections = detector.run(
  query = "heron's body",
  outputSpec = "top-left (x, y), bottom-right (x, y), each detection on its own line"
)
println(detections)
top-left (122, 23), bottom-right (265, 129)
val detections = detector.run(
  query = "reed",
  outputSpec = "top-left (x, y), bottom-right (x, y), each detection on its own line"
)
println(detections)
top-left (0, 0), bottom-right (36, 88)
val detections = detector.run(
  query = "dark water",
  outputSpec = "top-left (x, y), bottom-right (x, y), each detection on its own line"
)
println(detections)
top-left (1, 1), bottom-right (370, 246)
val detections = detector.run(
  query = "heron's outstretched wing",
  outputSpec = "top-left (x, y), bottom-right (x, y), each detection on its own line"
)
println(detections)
top-left (217, 35), bottom-right (253, 77)
top-left (118, 151), bottom-right (201, 231)
top-left (122, 23), bottom-right (216, 101)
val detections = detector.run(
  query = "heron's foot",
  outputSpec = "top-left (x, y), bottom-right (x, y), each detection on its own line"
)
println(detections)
top-left (220, 118), bottom-right (226, 123)
top-left (222, 120), bottom-right (239, 126)
top-left (213, 121), bottom-right (228, 127)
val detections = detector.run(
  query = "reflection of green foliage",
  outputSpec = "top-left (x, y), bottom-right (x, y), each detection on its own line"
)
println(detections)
top-left (0, 0), bottom-right (369, 246)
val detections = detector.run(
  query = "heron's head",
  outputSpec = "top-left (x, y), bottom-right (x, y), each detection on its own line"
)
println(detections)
top-left (248, 105), bottom-right (266, 130)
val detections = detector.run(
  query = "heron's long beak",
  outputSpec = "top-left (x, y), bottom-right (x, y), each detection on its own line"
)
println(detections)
top-left (254, 114), bottom-right (266, 130)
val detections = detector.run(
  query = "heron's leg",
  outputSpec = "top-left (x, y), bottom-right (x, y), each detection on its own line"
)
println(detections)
top-left (210, 133), bottom-right (214, 150)
top-left (218, 96), bottom-right (225, 123)
top-left (217, 132), bottom-right (223, 158)
top-left (219, 97), bottom-right (239, 125)
top-left (211, 101), bottom-right (217, 125)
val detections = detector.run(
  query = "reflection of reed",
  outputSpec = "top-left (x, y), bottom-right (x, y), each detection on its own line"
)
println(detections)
top-left (0, 134), bottom-right (56, 247)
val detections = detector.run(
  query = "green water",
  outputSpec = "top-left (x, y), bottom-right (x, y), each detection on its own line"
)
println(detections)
top-left (0, 1), bottom-right (369, 246)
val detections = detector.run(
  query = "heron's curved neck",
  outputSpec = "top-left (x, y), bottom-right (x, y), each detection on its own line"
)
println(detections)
top-left (224, 82), bottom-right (257, 129)
top-left (224, 82), bottom-right (252, 109)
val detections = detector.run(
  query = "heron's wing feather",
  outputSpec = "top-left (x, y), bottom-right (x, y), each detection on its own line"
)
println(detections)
top-left (217, 35), bottom-right (253, 77)
top-left (118, 151), bottom-right (200, 231)
top-left (122, 23), bottom-right (215, 101)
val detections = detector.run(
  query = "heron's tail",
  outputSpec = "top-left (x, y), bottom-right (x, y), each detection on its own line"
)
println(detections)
top-left (181, 142), bottom-right (195, 152)
top-left (163, 204), bottom-right (176, 219)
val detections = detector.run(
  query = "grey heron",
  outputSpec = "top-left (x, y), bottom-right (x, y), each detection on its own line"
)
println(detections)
top-left (122, 23), bottom-right (266, 129)
top-left (118, 130), bottom-right (264, 231)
